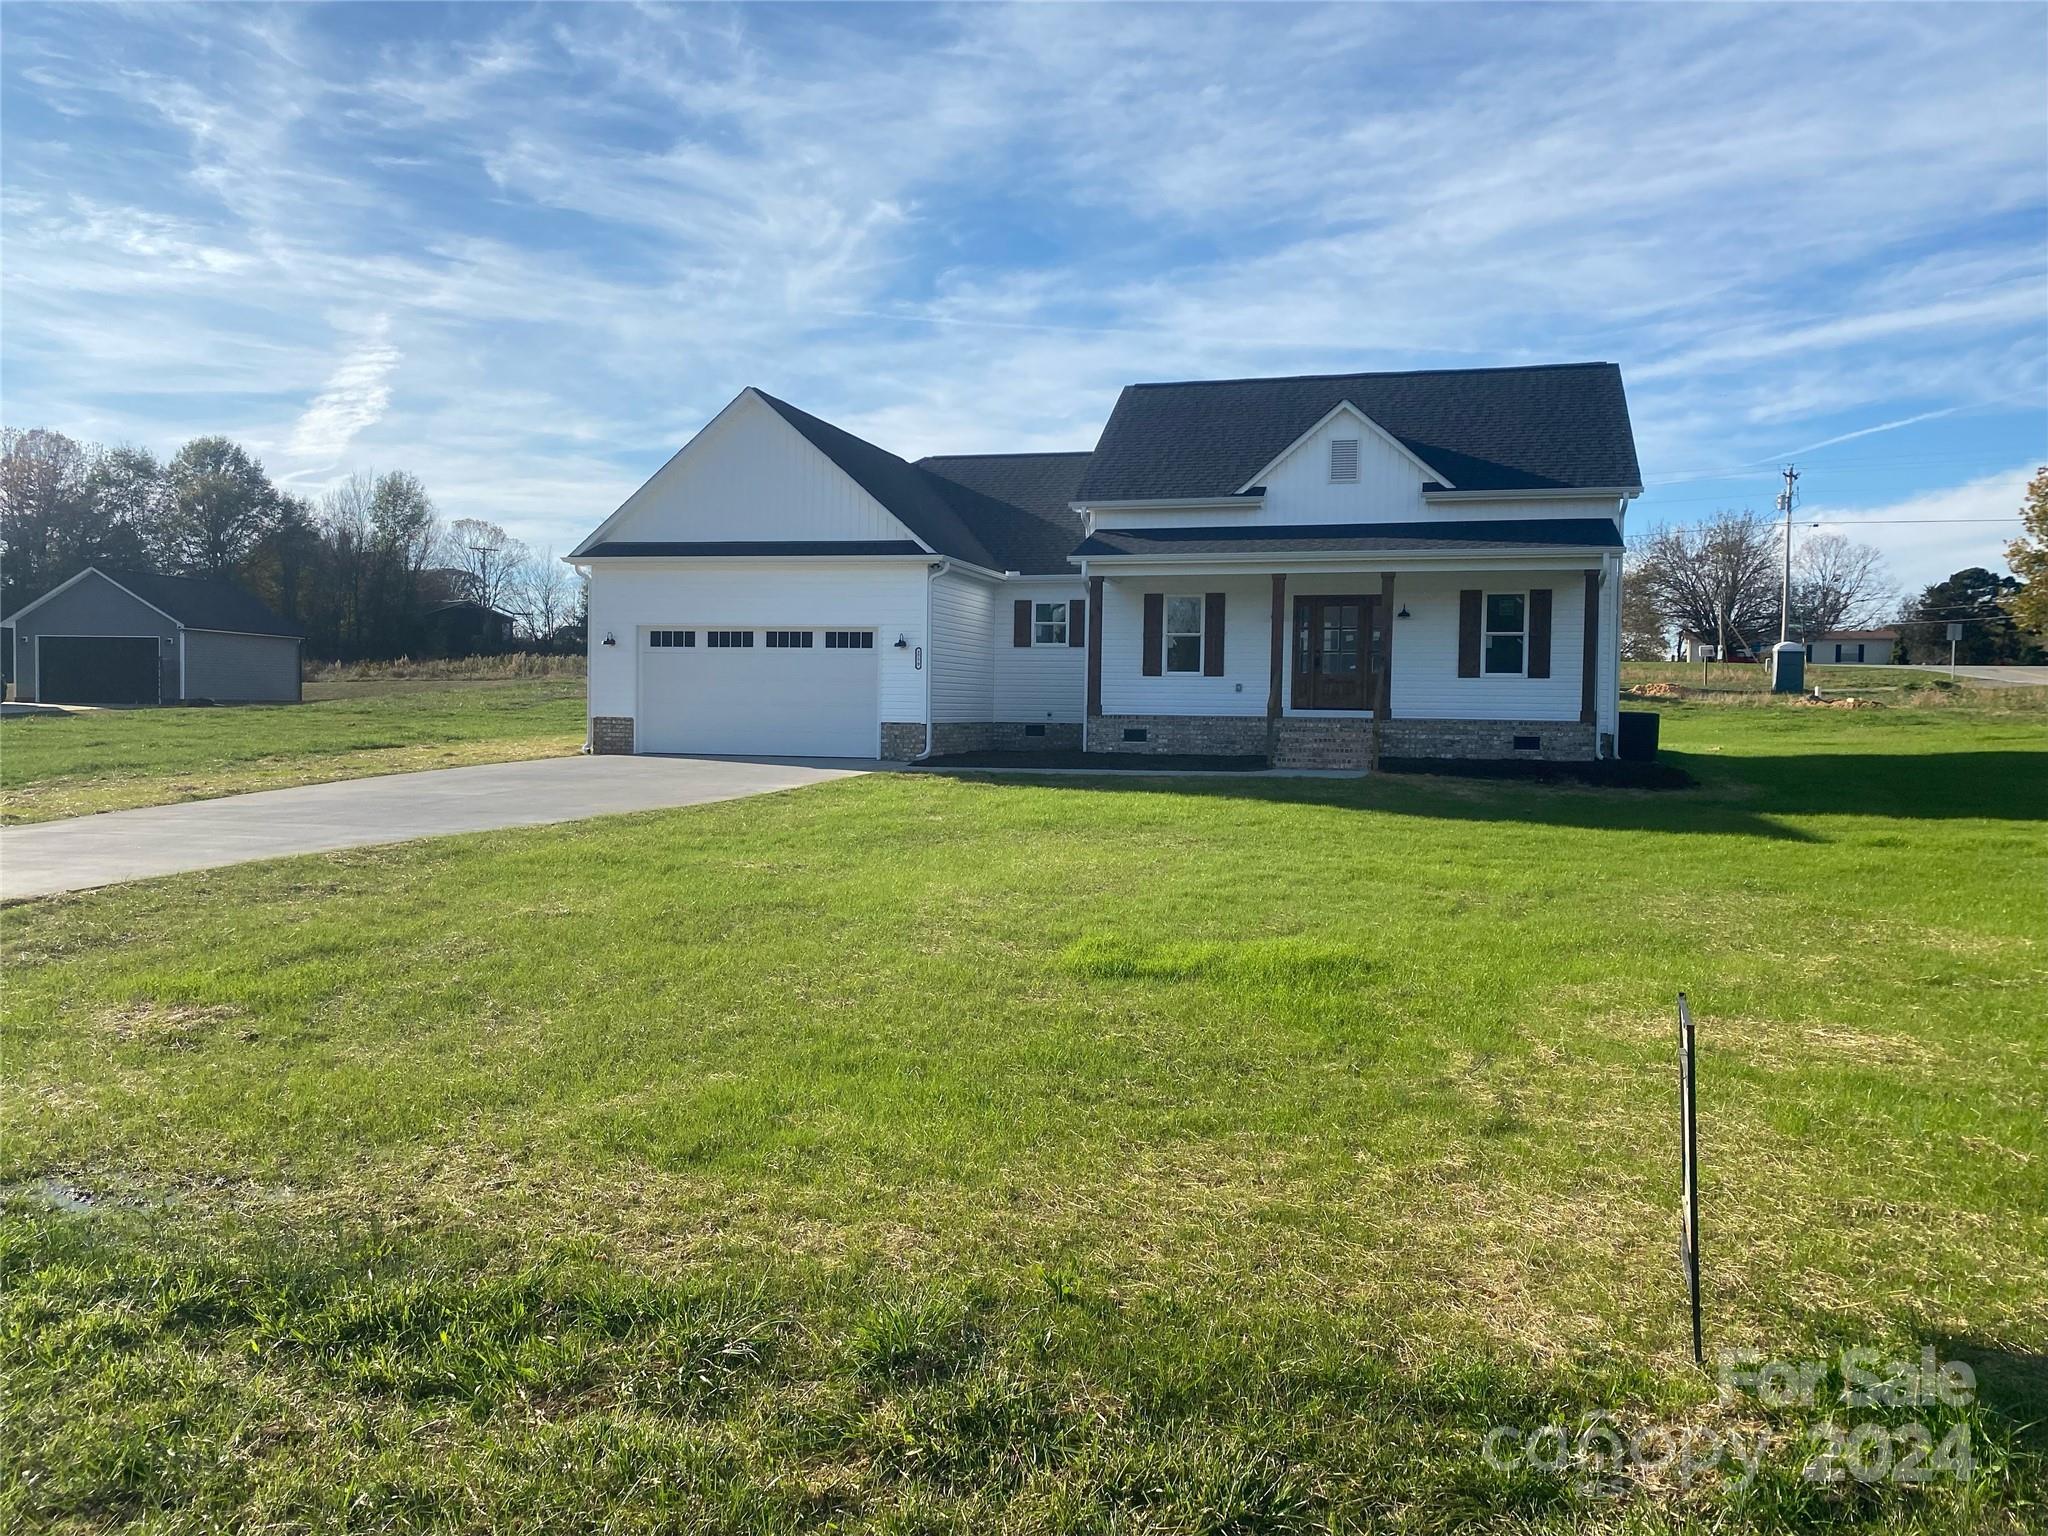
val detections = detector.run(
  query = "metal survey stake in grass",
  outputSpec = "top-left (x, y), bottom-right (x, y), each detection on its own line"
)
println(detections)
top-left (1677, 991), bottom-right (1702, 1367)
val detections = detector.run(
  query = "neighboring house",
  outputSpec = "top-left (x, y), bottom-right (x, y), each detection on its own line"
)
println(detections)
top-left (1804, 629), bottom-right (1898, 664)
top-left (570, 363), bottom-right (1642, 768)
top-left (1, 568), bottom-right (303, 705)
top-left (418, 600), bottom-right (516, 658)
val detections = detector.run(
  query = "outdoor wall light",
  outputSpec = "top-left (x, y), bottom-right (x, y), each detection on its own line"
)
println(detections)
top-left (1397, 605), bottom-right (1412, 620)
top-left (602, 632), bottom-right (617, 647)
top-left (893, 634), bottom-right (909, 649)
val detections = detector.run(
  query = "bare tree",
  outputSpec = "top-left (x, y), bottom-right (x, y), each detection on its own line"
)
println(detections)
top-left (441, 517), bottom-right (528, 614)
top-left (513, 546), bottom-right (573, 642)
top-left (1630, 512), bottom-right (1780, 658)
top-left (1790, 533), bottom-right (1892, 639)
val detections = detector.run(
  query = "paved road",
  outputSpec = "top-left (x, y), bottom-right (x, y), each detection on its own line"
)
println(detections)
top-left (0, 755), bottom-right (871, 901)
top-left (1853, 664), bottom-right (2048, 688)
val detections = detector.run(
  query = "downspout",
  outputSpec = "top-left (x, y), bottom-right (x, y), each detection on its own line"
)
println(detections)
top-left (917, 559), bottom-right (951, 761)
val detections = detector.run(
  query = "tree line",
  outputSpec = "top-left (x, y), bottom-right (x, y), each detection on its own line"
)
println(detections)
top-left (1622, 478), bottom-right (2047, 667)
top-left (0, 427), bottom-right (584, 662)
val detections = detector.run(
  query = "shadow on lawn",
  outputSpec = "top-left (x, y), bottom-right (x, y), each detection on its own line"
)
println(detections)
top-left (925, 749), bottom-right (2045, 840)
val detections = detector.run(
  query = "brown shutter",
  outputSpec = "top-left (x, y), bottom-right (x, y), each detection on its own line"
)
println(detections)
top-left (1142, 593), bottom-right (1164, 676)
top-left (1203, 591), bottom-right (1226, 675)
top-left (1069, 598), bottom-right (1086, 648)
top-left (1013, 599), bottom-right (1031, 648)
top-left (1528, 588), bottom-right (1553, 678)
top-left (1580, 569), bottom-right (1600, 723)
top-left (1458, 589), bottom-right (1482, 677)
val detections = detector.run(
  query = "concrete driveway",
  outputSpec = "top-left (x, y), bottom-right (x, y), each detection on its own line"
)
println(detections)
top-left (0, 755), bottom-right (871, 901)
top-left (1855, 664), bottom-right (2048, 687)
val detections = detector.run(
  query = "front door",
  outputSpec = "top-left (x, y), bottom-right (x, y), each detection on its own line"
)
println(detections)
top-left (1291, 595), bottom-right (1377, 710)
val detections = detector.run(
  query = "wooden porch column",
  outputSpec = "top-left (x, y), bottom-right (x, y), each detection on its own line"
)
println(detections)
top-left (1086, 574), bottom-right (1104, 720)
top-left (1377, 570), bottom-right (1396, 719)
top-left (1267, 573), bottom-right (1287, 718)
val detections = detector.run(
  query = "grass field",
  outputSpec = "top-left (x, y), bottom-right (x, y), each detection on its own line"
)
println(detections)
top-left (3, 694), bottom-right (2044, 1530)
top-left (0, 677), bottom-right (586, 823)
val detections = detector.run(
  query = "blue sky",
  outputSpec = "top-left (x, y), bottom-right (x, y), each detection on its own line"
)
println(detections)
top-left (3, 2), bottom-right (2044, 591)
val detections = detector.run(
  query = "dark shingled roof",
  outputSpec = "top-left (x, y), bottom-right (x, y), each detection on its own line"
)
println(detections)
top-left (915, 452), bottom-right (1092, 575)
top-left (1074, 363), bottom-right (1641, 502)
top-left (100, 569), bottom-right (302, 637)
top-left (579, 540), bottom-right (927, 558)
top-left (754, 392), bottom-right (1003, 570)
top-left (1074, 519), bottom-right (1625, 559)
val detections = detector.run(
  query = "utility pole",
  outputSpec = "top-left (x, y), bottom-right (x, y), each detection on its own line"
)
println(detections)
top-left (1777, 464), bottom-right (1799, 645)
top-left (1770, 465), bottom-right (1804, 693)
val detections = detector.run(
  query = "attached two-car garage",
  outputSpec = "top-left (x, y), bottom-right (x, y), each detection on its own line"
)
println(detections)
top-left (636, 626), bottom-right (880, 757)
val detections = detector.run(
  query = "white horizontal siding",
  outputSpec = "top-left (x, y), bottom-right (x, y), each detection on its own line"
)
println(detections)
top-left (1098, 575), bottom-right (1270, 717)
top-left (1387, 570), bottom-right (1588, 721)
top-left (585, 561), bottom-right (931, 727)
top-left (929, 570), bottom-right (995, 723)
top-left (992, 579), bottom-right (1086, 722)
top-left (593, 391), bottom-right (918, 548)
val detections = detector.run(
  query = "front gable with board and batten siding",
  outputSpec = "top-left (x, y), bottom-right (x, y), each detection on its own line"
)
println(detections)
top-left (571, 388), bottom-right (932, 557)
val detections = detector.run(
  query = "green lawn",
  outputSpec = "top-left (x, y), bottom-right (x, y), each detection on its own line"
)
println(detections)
top-left (0, 677), bottom-right (586, 823)
top-left (3, 699), bottom-right (2044, 1531)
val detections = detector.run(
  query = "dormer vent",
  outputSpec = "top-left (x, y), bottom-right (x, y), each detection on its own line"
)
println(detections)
top-left (1329, 438), bottom-right (1360, 482)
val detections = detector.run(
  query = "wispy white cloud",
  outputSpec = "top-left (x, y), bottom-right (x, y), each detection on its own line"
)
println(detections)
top-left (0, 1), bottom-right (2041, 558)
top-left (1805, 466), bottom-right (2037, 593)
top-left (286, 316), bottom-right (403, 467)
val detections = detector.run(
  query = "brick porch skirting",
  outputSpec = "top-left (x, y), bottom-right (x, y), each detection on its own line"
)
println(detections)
top-left (927, 722), bottom-right (1088, 755)
top-left (1086, 715), bottom-right (1271, 756)
top-left (1380, 718), bottom-right (1597, 762)
top-left (591, 715), bottom-right (635, 755)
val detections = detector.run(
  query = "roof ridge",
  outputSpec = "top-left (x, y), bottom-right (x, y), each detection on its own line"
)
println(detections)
top-left (917, 450), bottom-right (1094, 462)
top-left (1125, 361), bottom-right (1618, 389)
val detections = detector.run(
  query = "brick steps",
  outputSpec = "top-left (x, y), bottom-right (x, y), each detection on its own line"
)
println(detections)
top-left (1272, 718), bottom-right (1372, 771)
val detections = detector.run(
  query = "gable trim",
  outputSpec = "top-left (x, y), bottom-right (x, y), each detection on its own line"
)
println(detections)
top-left (567, 389), bottom-right (935, 560)
top-left (1, 567), bottom-right (185, 630)
top-left (1232, 400), bottom-right (1454, 495)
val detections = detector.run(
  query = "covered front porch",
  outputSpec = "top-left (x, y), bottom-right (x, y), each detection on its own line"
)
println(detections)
top-left (1075, 545), bottom-right (1620, 769)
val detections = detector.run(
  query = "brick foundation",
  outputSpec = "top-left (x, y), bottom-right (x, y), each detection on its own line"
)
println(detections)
top-left (1380, 718), bottom-right (1597, 762)
top-left (1086, 715), bottom-right (1271, 756)
top-left (591, 715), bottom-right (635, 755)
top-left (880, 721), bottom-right (927, 760)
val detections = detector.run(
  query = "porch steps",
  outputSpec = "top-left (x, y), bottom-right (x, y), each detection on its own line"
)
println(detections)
top-left (1272, 718), bottom-right (1373, 772)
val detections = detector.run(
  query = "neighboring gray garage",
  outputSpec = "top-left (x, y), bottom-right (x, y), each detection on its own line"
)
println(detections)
top-left (2, 567), bottom-right (303, 705)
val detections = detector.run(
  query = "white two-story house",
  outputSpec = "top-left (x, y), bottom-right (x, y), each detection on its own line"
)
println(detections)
top-left (571, 363), bottom-right (1643, 769)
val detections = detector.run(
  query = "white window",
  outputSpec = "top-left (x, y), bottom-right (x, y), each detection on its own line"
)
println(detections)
top-left (1483, 593), bottom-right (1526, 675)
top-left (1165, 594), bottom-right (1204, 673)
top-left (1329, 438), bottom-right (1360, 482)
top-left (1033, 601), bottom-right (1068, 646)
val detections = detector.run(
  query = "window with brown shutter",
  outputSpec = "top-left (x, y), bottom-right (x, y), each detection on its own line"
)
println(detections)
top-left (1528, 588), bottom-right (1553, 678)
top-left (1458, 590), bottom-right (1482, 677)
top-left (1142, 592), bottom-right (1164, 675)
top-left (1069, 598), bottom-right (1086, 648)
top-left (1203, 591), bottom-right (1226, 675)
top-left (1013, 600), bottom-right (1031, 648)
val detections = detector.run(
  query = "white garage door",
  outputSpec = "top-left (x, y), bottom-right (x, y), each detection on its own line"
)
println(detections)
top-left (636, 627), bottom-right (880, 757)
